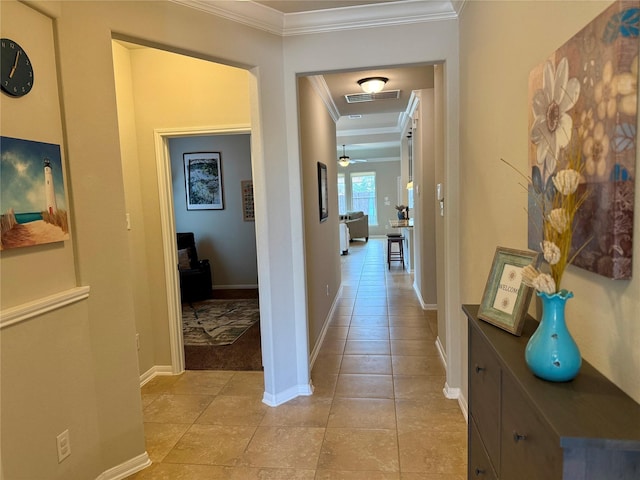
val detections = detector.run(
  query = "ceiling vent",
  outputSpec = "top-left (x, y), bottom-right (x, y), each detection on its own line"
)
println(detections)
top-left (345, 90), bottom-right (400, 103)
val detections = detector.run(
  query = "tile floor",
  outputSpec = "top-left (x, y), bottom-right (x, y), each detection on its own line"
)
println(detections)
top-left (128, 238), bottom-right (467, 479)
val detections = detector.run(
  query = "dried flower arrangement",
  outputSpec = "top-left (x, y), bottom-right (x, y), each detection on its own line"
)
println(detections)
top-left (502, 135), bottom-right (590, 295)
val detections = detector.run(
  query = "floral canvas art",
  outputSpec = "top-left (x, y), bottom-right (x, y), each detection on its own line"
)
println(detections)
top-left (528, 0), bottom-right (638, 280)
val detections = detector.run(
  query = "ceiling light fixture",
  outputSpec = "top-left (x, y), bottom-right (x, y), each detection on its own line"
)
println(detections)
top-left (338, 145), bottom-right (351, 167)
top-left (357, 76), bottom-right (388, 94)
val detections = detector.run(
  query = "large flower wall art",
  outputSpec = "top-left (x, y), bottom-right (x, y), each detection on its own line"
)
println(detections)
top-left (528, 0), bottom-right (639, 280)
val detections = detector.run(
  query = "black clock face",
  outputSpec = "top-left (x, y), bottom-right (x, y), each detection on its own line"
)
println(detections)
top-left (1, 38), bottom-right (34, 97)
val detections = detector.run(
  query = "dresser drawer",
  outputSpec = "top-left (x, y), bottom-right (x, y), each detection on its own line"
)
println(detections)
top-left (469, 417), bottom-right (498, 480)
top-left (501, 373), bottom-right (562, 480)
top-left (469, 326), bottom-right (501, 469)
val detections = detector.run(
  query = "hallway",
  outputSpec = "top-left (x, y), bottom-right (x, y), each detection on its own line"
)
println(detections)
top-left (129, 238), bottom-right (467, 479)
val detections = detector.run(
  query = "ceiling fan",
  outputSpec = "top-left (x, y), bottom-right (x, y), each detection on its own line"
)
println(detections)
top-left (338, 145), bottom-right (367, 167)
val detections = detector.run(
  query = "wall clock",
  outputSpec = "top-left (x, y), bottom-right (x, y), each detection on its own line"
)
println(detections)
top-left (1, 38), bottom-right (34, 97)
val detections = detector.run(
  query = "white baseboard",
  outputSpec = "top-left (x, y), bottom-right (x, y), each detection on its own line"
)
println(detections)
top-left (95, 452), bottom-right (151, 480)
top-left (457, 391), bottom-right (469, 422)
top-left (308, 284), bottom-right (343, 371)
top-left (435, 337), bottom-right (468, 423)
top-left (140, 365), bottom-right (174, 387)
top-left (435, 336), bottom-right (447, 369)
top-left (262, 382), bottom-right (313, 407)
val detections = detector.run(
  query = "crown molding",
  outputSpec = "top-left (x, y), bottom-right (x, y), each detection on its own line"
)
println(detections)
top-left (171, 0), bottom-right (285, 35)
top-left (170, 0), bottom-right (458, 36)
top-left (307, 75), bottom-right (341, 123)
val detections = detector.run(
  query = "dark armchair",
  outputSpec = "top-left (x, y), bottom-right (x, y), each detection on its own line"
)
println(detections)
top-left (177, 232), bottom-right (212, 303)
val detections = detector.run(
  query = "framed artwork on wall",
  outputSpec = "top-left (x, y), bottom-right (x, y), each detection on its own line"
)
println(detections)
top-left (478, 247), bottom-right (540, 336)
top-left (318, 162), bottom-right (328, 222)
top-left (0, 136), bottom-right (70, 250)
top-left (184, 152), bottom-right (224, 210)
top-left (527, 0), bottom-right (638, 280)
top-left (241, 180), bottom-right (254, 221)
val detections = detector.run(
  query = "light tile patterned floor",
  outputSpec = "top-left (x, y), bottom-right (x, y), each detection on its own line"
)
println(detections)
top-left (128, 238), bottom-right (467, 479)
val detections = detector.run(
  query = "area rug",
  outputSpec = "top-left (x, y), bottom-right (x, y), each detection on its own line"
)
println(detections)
top-left (182, 299), bottom-right (260, 346)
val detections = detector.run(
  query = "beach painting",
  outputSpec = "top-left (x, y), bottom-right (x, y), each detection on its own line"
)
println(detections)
top-left (1, 136), bottom-right (70, 250)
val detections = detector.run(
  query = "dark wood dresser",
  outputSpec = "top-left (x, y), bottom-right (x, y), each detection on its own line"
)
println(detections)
top-left (464, 304), bottom-right (640, 480)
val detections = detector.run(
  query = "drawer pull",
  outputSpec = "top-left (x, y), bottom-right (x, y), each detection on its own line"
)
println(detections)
top-left (513, 431), bottom-right (527, 443)
top-left (475, 364), bottom-right (486, 373)
top-left (474, 467), bottom-right (486, 476)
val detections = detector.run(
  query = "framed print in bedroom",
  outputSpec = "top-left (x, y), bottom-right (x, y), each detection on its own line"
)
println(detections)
top-left (241, 180), bottom-right (254, 221)
top-left (478, 246), bottom-right (540, 336)
top-left (318, 162), bottom-right (328, 222)
top-left (184, 152), bottom-right (223, 210)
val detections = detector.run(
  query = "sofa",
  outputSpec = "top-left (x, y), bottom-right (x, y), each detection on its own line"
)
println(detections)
top-left (340, 211), bottom-right (369, 242)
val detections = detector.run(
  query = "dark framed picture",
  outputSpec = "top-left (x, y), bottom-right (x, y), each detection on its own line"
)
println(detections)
top-left (318, 162), bottom-right (328, 222)
top-left (478, 246), bottom-right (540, 336)
top-left (184, 152), bottom-right (223, 210)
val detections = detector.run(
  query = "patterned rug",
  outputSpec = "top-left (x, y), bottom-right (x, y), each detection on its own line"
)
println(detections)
top-left (182, 299), bottom-right (260, 346)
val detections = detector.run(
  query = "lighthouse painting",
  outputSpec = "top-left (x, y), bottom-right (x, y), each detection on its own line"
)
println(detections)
top-left (1, 136), bottom-right (70, 250)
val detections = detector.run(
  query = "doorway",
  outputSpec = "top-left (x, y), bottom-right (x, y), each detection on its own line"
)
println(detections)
top-left (113, 39), bottom-right (266, 377)
top-left (167, 132), bottom-right (262, 371)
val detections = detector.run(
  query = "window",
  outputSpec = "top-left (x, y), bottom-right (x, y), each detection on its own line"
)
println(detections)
top-left (337, 173), bottom-right (346, 215)
top-left (350, 172), bottom-right (377, 225)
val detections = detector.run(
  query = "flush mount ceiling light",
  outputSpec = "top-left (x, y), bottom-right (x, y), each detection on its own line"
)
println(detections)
top-left (338, 144), bottom-right (351, 167)
top-left (357, 76), bottom-right (388, 94)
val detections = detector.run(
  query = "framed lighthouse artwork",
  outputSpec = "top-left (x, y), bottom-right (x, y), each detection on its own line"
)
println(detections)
top-left (0, 136), bottom-right (70, 250)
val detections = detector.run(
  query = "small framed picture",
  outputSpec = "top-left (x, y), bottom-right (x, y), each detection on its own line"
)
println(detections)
top-left (241, 180), bottom-right (254, 221)
top-left (184, 152), bottom-right (223, 210)
top-left (318, 162), bottom-right (328, 222)
top-left (478, 246), bottom-right (540, 336)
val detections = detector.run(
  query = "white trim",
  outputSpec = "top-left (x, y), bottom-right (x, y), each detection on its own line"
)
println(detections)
top-left (435, 336), bottom-right (447, 368)
top-left (170, 0), bottom-right (458, 37)
top-left (307, 75), bottom-right (340, 123)
top-left (171, 0), bottom-right (284, 36)
top-left (262, 382), bottom-right (313, 407)
top-left (153, 124), bottom-right (251, 376)
top-left (309, 284), bottom-right (343, 370)
top-left (153, 130), bottom-right (184, 375)
top-left (139, 365), bottom-right (174, 387)
top-left (442, 383), bottom-right (460, 399)
top-left (457, 391), bottom-right (469, 422)
top-left (283, 1), bottom-right (458, 36)
top-left (94, 452), bottom-right (151, 480)
top-left (0, 286), bottom-right (90, 329)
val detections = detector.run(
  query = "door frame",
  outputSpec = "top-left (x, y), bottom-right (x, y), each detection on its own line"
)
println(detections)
top-left (153, 124), bottom-right (252, 374)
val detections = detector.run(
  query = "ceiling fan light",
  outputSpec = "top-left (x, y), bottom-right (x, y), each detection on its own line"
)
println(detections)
top-left (357, 76), bottom-right (388, 94)
top-left (338, 144), bottom-right (351, 167)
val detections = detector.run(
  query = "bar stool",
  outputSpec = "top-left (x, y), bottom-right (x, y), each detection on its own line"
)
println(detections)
top-left (387, 234), bottom-right (405, 269)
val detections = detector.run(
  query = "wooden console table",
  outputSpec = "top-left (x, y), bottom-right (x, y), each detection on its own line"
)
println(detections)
top-left (464, 304), bottom-right (640, 480)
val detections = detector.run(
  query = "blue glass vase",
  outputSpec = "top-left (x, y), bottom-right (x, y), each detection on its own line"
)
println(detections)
top-left (525, 289), bottom-right (581, 382)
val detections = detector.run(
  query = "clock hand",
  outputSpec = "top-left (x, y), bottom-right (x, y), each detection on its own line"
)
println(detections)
top-left (9, 50), bottom-right (21, 79)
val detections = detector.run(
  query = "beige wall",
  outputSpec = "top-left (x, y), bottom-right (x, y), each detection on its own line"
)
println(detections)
top-left (1, 0), bottom-right (301, 477)
top-left (413, 89), bottom-right (438, 306)
top-left (459, 0), bottom-right (640, 403)
top-left (298, 76), bottom-right (341, 353)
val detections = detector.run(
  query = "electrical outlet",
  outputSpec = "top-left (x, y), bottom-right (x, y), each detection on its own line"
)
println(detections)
top-left (326, 284), bottom-right (329, 296)
top-left (57, 429), bottom-right (71, 463)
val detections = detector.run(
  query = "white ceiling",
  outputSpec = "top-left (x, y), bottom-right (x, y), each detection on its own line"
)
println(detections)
top-left (171, 0), bottom-right (458, 164)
